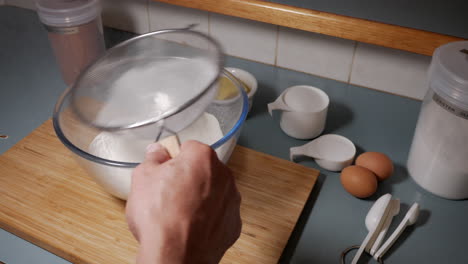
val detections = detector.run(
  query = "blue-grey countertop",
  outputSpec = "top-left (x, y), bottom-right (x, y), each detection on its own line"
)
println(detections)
top-left (1, 6), bottom-right (467, 264)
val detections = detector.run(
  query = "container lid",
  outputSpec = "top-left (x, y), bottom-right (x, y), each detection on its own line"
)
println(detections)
top-left (429, 41), bottom-right (468, 110)
top-left (36, 0), bottom-right (101, 27)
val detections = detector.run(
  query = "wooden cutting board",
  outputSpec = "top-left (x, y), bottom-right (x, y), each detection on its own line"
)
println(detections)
top-left (0, 120), bottom-right (318, 264)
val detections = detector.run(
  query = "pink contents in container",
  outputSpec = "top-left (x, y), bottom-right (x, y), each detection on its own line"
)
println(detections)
top-left (36, 0), bottom-right (105, 85)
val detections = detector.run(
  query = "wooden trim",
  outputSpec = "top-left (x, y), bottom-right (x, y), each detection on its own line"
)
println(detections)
top-left (152, 0), bottom-right (463, 56)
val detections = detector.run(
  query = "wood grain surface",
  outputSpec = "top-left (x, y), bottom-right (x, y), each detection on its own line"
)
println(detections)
top-left (153, 0), bottom-right (463, 56)
top-left (0, 120), bottom-right (318, 264)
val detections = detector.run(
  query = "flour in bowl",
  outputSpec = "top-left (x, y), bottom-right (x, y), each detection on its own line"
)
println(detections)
top-left (84, 112), bottom-right (236, 200)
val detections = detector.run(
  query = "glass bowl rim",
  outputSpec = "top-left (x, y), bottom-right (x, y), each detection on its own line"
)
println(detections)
top-left (53, 69), bottom-right (249, 168)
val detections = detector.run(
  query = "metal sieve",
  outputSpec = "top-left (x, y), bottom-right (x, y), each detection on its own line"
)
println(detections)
top-left (69, 25), bottom-right (224, 138)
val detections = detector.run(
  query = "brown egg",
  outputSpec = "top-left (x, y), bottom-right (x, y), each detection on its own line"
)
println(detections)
top-left (356, 152), bottom-right (394, 181)
top-left (340, 165), bottom-right (378, 198)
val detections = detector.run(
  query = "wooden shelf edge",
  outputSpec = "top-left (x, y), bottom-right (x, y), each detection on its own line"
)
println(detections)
top-left (152, 0), bottom-right (464, 56)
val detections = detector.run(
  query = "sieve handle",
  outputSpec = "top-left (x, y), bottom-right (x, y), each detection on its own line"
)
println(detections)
top-left (158, 135), bottom-right (181, 158)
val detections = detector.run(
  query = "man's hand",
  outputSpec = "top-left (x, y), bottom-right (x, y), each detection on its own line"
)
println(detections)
top-left (126, 141), bottom-right (242, 264)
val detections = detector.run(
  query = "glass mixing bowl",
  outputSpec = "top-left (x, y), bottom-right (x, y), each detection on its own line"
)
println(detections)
top-left (53, 69), bottom-right (248, 200)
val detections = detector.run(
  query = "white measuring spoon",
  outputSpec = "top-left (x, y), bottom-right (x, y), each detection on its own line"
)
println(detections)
top-left (373, 203), bottom-right (420, 260)
top-left (369, 199), bottom-right (400, 255)
top-left (351, 194), bottom-right (393, 264)
top-left (290, 134), bottom-right (355, 171)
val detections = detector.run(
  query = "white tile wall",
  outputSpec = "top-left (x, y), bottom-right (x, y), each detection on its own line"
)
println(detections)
top-left (5, 0), bottom-right (35, 9)
top-left (101, 0), bottom-right (149, 34)
top-left (277, 27), bottom-right (355, 83)
top-left (210, 13), bottom-right (277, 65)
top-left (350, 43), bottom-right (432, 100)
top-left (148, 2), bottom-right (209, 47)
top-left (149, 2), bottom-right (208, 33)
top-left (7, 0), bottom-right (432, 100)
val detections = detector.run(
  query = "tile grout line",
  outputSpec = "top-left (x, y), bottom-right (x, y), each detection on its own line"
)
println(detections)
top-left (347, 41), bottom-right (358, 84)
top-left (274, 25), bottom-right (280, 66)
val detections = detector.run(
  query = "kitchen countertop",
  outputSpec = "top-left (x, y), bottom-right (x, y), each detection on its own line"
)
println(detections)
top-left (1, 6), bottom-right (467, 264)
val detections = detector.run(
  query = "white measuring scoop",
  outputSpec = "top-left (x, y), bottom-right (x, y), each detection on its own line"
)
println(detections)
top-left (369, 199), bottom-right (400, 255)
top-left (290, 134), bottom-right (356, 171)
top-left (351, 194), bottom-right (393, 264)
top-left (373, 203), bottom-right (420, 260)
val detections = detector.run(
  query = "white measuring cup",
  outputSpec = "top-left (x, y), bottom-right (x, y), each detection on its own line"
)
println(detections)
top-left (268, 85), bottom-right (329, 139)
top-left (290, 134), bottom-right (355, 171)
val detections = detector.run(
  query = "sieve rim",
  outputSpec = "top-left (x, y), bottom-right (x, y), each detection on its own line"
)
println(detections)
top-left (69, 27), bottom-right (225, 131)
top-left (53, 69), bottom-right (249, 168)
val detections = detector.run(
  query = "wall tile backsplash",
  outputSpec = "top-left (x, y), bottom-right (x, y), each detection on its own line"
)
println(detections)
top-left (277, 27), bottom-right (355, 83)
top-left (148, 2), bottom-right (209, 47)
top-left (6, 0), bottom-right (434, 100)
top-left (149, 2), bottom-right (208, 33)
top-left (350, 43), bottom-right (431, 100)
top-left (101, 0), bottom-right (149, 34)
top-left (210, 14), bottom-right (277, 65)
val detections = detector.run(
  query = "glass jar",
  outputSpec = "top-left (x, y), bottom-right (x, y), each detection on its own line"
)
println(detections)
top-left (407, 41), bottom-right (468, 199)
top-left (36, 0), bottom-right (105, 85)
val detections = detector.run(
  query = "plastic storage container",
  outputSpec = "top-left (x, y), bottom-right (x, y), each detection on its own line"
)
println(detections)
top-left (36, 0), bottom-right (105, 85)
top-left (407, 41), bottom-right (468, 199)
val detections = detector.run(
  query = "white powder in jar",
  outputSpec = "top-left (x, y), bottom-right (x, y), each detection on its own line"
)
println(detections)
top-left (407, 93), bottom-right (468, 199)
top-left (84, 112), bottom-right (236, 200)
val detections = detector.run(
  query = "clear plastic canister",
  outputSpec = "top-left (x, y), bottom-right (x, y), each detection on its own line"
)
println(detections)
top-left (407, 41), bottom-right (468, 199)
top-left (36, 0), bottom-right (105, 85)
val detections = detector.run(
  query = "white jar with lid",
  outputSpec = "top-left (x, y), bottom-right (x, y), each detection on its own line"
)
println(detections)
top-left (36, 0), bottom-right (105, 85)
top-left (407, 41), bottom-right (468, 199)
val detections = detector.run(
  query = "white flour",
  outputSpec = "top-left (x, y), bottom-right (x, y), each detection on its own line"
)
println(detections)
top-left (84, 112), bottom-right (235, 200)
top-left (94, 57), bottom-right (218, 128)
top-left (407, 93), bottom-right (468, 198)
